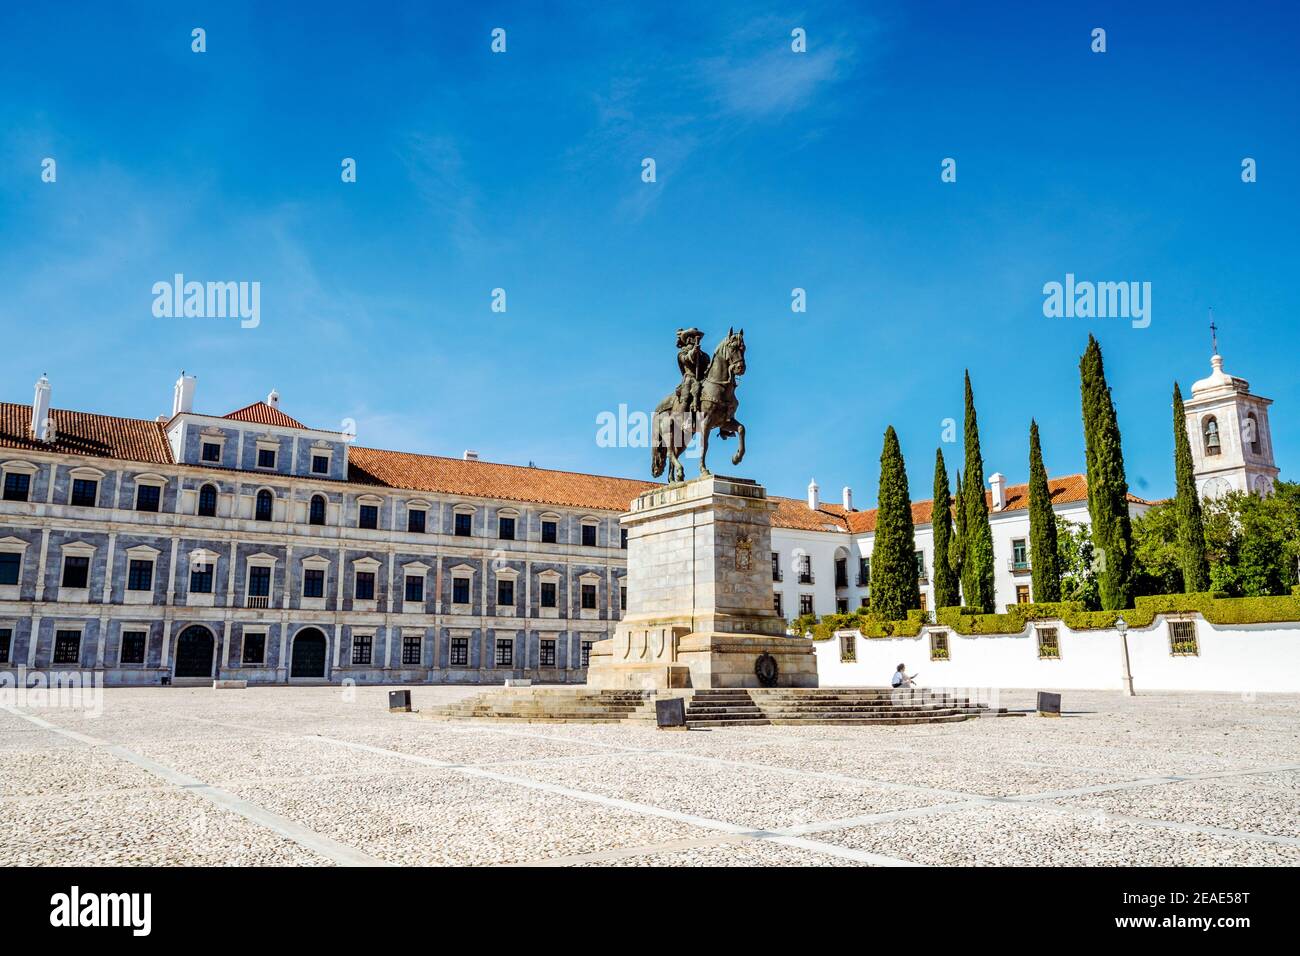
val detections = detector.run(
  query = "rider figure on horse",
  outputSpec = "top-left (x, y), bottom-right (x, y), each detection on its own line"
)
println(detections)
top-left (674, 327), bottom-right (709, 418)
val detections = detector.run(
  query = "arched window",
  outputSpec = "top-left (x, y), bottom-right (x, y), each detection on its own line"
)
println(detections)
top-left (255, 489), bottom-right (274, 522)
top-left (1245, 413), bottom-right (1261, 454)
top-left (198, 484), bottom-right (218, 517)
top-left (309, 494), bottom-right (326, 526)
top-left (1202, 417), bottom-right (1221, 456)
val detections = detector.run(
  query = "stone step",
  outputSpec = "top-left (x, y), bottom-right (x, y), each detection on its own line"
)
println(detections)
top-left (687, 719), bottom-right (772, 728)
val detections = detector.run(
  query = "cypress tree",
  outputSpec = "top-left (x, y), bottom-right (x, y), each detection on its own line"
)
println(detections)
top-left (1172, 382), bottom-right (1210, 592)
top-left (1027, 419), bottom-right (1062, 602)
top-left (870, 426), bottom-right (921, 621)
top-left (960, 371), bottom-right (996, 612)
top-left (952, 469), bottom-right (966, 590)
top-left (1079, 335), bottom-right (1135, 610)
top-left (931, 448), bottom-right (960, 609)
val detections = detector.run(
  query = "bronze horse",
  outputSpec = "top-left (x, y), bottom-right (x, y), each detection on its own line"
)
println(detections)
top-left (651, 328), bottom-right (747, 482)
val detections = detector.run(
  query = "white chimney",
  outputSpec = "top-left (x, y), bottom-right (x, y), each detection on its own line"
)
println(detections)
top-left (842, 486), bottom-right (853, 511)
top-left (807, 478), bottom-right (819, 511)
top-left (990, 472), bottom-right (1007, 512)
top-left (172, 371), bottom-right (197, 417)
top-left (463, 449), bottom-right (479, 461)
top-left (266, 388), bottom-right (280, 407)
top-left (31, 374), bottom-right (53, 442)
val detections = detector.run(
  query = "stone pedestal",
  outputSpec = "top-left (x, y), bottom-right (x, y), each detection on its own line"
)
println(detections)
top-left (586, 475), bottom-right (817, 690)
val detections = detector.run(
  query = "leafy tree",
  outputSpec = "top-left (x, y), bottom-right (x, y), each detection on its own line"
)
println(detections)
top-left (870, 426), bottom-right (921, 620)
top-left (1202, 488), bottom-right (1299, 596)
top-left (931, 448), bottom-right (960, 608)
top-left (1131, 502), bottom-right (1185, 596)
top-left (960, 372), bottom-right (996, 611)
top-left (1056, 518), bottom-right (1100, 609)
top-left (1171, 382), bottom-right (1210, 592)
top-left (1027, 420), bottom-right (1062, 601)
top-left (1079, 335), bottom-right (1135, 609)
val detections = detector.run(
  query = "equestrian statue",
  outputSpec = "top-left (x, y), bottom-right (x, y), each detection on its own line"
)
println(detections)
top-left (650, 327), bottom-right (747, 483)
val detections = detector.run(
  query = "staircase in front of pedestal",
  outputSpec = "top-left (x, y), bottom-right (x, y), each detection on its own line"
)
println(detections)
top-left (749, 688), bottom-right (1007, 725)
top-left (421, 688), bottom-right (659, 724)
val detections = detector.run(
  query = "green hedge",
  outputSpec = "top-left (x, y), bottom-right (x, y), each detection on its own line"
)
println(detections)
top-left (808, 592), bottom-right (1300, 640)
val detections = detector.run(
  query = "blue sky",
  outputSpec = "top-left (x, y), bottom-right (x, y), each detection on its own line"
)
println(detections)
top-left (2, 0), bottom-right (1297, 505)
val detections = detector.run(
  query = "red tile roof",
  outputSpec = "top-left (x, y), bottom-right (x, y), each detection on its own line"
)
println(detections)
top-left (0, 403), bottom-right (173, 464)
top-left (348, 446), bottom-right (658, 511)
top-left (222, 401), bottom-right (309, 430)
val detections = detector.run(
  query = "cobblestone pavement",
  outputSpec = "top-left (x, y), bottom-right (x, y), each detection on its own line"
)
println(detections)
top-left (3, 686), bottom-right (1298, 866)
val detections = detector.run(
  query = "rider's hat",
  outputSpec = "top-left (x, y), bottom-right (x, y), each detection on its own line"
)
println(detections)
top-left (675, 327), bottom-right (705, 347)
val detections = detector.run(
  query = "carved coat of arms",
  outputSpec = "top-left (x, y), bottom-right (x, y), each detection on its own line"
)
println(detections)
top-left (734, 534), bottom-right (753, 571)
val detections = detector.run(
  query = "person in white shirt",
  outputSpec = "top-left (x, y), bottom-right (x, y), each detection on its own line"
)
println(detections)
top-left (891, 663), bottom-right (917, 688)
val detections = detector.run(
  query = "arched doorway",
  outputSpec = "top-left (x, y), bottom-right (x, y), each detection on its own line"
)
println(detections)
top-left (290, 628), bottom-right (327, 679)
top-left (174, 625), bottom-right (215, 679)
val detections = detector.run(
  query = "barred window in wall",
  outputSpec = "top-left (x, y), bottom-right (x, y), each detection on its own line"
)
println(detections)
top-left (1169, 620), bottom-right (1199, 656)
top-left (840, 632), bottom-right (856, 663)
top-left (799, 594), bottom-right (813, 616)
top-left (402, 636), bottom-right (422, 665)
top-left (3, 472), bottom-right (30, 501)
top-left (243, 632), bottom-right (266, 664)
top-left (0, 627), bottom-right (10, 663)
top-left (1037, 627), bottom-right (1060, 659)
top-left (495, 639), bottom-right (513, 667)
top-left (127, 560), bottom-right (153, 591)
top-left (0, 552), bottom-right (20, 586)
top-left (539, 639), bottom-right (556, 666)
top-left (120, 630), bottom-right (147, 665)
top-left (352, 635), bottom-right (373, 665)
top-left (929, 630), bottom-right (950, 661)
top-left (581, 640), bottom-right (593, 667)
top-left (581, 583), bottom-right (597, 610)
top-left (303, 568), bottom-right (325, 598)
top-left (53, 630), bottom-right (81, 665)
top-left (450, 637), bottom-right (469, 666)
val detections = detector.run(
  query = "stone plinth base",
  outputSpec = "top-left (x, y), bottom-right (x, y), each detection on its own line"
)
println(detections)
top-left (585, 631), bottom-right (817, 690)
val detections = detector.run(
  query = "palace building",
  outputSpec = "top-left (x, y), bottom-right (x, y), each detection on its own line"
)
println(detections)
top-left (0, 348), bottom-right (1277, 686)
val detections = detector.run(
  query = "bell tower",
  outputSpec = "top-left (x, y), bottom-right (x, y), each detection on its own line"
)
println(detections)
top-left (1183, 327), bottom-right (1279, 498)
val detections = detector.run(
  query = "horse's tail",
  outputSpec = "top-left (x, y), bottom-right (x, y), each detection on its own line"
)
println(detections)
top-left (651, 412), bottom-right (667, 478)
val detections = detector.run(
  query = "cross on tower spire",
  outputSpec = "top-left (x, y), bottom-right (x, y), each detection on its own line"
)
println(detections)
top-left (1209, 308), bottom-right (1218, 355)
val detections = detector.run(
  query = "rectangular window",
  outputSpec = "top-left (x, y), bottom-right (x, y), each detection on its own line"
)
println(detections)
top-left (581, 583), bottom-right (597, 610)
top-left (135, 483), bottom-right (161, 512)
top-left (539, 639), bottom-right (556, 667)
top-left (454, 512), bottom-right (472, 537)
top-left (53, 630), bottom-right (81, 665)
top-left (201, 442), bottom-right (222, 463)
top-left (0, 628), bottom-right (11, 664)
top-left (540, 581), bottom-right (557, 608)
top-left (0, 552), bottom-right (19, 586)
top-left (311, 454), bottom-right (329, 474)
top-left (243, 632), bottom-right (266, 664)
top-left (407, 508), bottom-right (426, 533)
top-left (70, 478), bottom-right (97, 507)
top-left (836, 598), bottom-right (849, 614)
top-left (840, 632), bottom-right (857, 663)
top-left (498, 516), bottom-right (515, 540)
top-left (257, 448), bottom-right (276, 468)
top-left (1169, 620), bottom-right (1199, 657)
top-left (914, 551), bottom-right (927, 581)
top-left (127, 559), bottom-right (153, 591)
top-left (1016, 585), bottom-right (1031, 604)
top-left (1012, 539), bottom-right (1029, 568)
top-left (405, 575), bottom-right (424, 603)
top-left (189, 560), bottom-right (213, 593)
top-left (352, 634), bottom-right (373, 665)
top-left (620, 528), bottom-right (628, 550)
top-left (497, 578), bottom-right (514, 606)
top-left (355, 571), bottom-right (375, 601)
top-left (247, 565), bottom-right (271, 597)
top-left (61, 555), bottom-right (90, 589)
top-left (835, 558), bottom-right (848, 589)
top-left (3, 472), bottom-right (31, 502)
top-left (303, 567), bottom-right (325, 598)
top-left (495, 639), bottom-right (513, 667)
top-left (452, 577), bottom-right (470, 605)
top-left (541, 520), bottom-right (558, 544)
top-left (799, 594), bottom-right (814, 616)
top-left (359, 504), bottom-right (379, 529)
top-left (582, 524), bottom-right (597, 547)
top-left (581, 641), bottom-right (593, 667)
top-left (1037, 626), bottom-right (1060, 659)
top-left (450, 637), bottom-right (469, 666)
top-left (402, 635), bottom-right (422, 666)
top-left (772, 551), bottom-right (782, 582)
top-left (120, 630), bottom-right (147, 665)
top-left (774, 593), bottom-right (783, 617)
top-left (918, 592), bottom-right (927, 613)
top-left (798, 555), bottom-right (813, 584)
top-left (930, 630), bottom-right (950, 661)
top-left (620, 586), bottom-right (627, 611)
top-left (858, 557), bottom-right (870, 587)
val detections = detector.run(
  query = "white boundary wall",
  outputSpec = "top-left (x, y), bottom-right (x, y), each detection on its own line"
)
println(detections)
top-left (817, 616), bottom-right (1300, 694)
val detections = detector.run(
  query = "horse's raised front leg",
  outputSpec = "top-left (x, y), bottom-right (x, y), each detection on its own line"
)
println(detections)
top-left (730, 419), bottom-right (745, 466)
